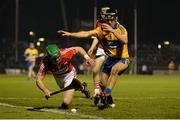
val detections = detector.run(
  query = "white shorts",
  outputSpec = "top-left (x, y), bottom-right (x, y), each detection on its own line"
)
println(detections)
top-left (96, 47), bottom-right (106, 61)
top-left (54, 67), bottom-right (77, 89)
top-left (96, 47), bottom-right (106, 56)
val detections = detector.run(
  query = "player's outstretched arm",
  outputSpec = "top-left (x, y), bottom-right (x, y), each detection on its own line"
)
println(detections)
top-left (57, 30), bottom-right (92, 38)
top-left (36, 75), bottom-right (52, 98)
top-left (88, 36), bottom-right (99, 56)
top-left (75, 46), bottom-right (95, 66)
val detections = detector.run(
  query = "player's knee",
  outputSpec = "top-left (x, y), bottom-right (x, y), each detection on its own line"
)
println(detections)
top-left (92, 67), bottom-right (100, 73)
top-left (111, 67), bottom-right (120, 75)
top-left (72, 79), bottom-right (81, 90)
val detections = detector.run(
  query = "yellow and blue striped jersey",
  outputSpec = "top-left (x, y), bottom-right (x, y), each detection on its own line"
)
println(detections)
top-left (90, 25), bottom-right (129, 58)
top-left (24, 48), bottom-right (38, 62)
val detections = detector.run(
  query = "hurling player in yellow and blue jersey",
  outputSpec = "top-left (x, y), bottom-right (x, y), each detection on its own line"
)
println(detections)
top-left (24, 42), bottom-right (39, 80)
top-left (58, 7), bottom-right (130, 108)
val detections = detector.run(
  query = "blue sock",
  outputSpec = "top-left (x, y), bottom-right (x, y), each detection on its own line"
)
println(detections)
top-left (104, 88), bottom-right (112, 95)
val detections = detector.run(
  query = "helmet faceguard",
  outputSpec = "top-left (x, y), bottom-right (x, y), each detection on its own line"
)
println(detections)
top-left (100, 7), bottom-right (118, 20)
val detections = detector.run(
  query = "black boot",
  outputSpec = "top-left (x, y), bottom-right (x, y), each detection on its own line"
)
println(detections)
top-left (80, 82), bottom-right (91, 98)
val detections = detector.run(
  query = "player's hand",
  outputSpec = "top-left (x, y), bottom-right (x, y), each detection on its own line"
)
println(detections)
top-left (101, 23), bottom-right (114, 32)
top-left (86, 58), bottom-right (95, 66)
top-left (57, 30), bottom-right (71, 37)
top-left (88, 48), bottom-right (93, 56)
top-left (25, 58), bottom-right (30, 61)
top-left (44, 89), bottom-right (52, 99)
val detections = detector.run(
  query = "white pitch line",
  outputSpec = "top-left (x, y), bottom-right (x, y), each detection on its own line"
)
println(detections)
top-left (0, 97), bottom-right (44, 100)
top-left (0, 102), bottom-right (103, 119)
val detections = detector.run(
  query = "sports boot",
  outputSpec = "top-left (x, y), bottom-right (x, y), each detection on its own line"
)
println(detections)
top-left (94, 94), bottom-right (100, 105)
top-left (81, 82), bottom-right (91, 98)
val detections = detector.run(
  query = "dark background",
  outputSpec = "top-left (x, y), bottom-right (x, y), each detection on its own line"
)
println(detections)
top-left (0, 0), bottom-right (180, 73)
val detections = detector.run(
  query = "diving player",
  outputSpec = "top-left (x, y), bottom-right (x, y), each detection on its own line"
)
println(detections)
top-left (36, 44), bottom-right (94, 109)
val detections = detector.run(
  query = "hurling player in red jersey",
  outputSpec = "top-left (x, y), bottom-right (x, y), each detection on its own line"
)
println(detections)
top-left (36, 44), bottom-right (94, 109)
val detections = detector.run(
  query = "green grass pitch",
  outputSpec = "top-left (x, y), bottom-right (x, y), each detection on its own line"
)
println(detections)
top-left (0, 74), bottom-right (180, 119)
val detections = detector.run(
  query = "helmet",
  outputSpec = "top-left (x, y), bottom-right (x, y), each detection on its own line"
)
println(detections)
top-left (100, 6), bottom-right (110, 15)
top-left (46, 44), bottom-right (60, 59)
top-left (100, 7), bottom-right (118, 20)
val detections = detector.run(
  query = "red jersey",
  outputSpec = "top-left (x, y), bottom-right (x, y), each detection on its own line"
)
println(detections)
top-left (96, 20), bottom-right (103, 49)
top-left (37, 47), bottom-right (78, 77)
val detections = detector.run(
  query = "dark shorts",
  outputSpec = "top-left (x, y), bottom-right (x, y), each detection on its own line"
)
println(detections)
top-left (27, 61), bottom-right (34, 68)
top-left (102, 57), bottom-right (129, 75)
